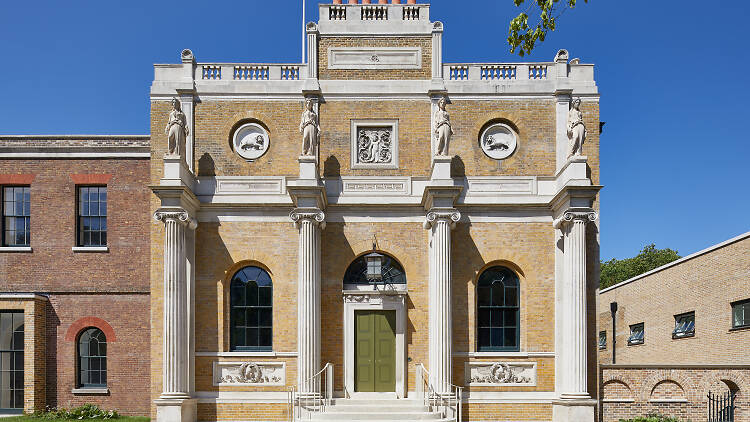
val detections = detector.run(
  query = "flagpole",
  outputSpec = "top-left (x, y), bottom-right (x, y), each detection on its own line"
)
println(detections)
top-left (302, 0), bottom-right (306, 63)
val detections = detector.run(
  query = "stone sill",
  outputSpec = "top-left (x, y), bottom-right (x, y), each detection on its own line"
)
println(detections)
top-left (671, 332), bottom-right (695, 339)
top-left (649, 399), bottom-right (688, 403)
top-left (72, 246), bottom-right (109, 253)
top-left (72, 387), bottom-right (109, 395)
top-left (0, 246), bottom-right (32, 253)
top-left (602, 399), bottom-right (635, 403)
top-left (729, 325), bottom-right (750, 332)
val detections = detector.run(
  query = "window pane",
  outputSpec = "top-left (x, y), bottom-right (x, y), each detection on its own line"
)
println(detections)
top-left (505, 286), bottom-right (518, 306)
top-left (259, 309), bottom-right (272, 327)
top-left (247, 328), bottom-right (258, 347)
top-left (259, 328), bottom-right (272, 347)
top-left (247, 282), bottom-right (258, 306)
top-left (504, 310), bottom-right (517, 327)
top-left (478, 328), bottom-right (490, 348)
top-left (258, 287), bottom-right (272, 306)
top-left (491, 309), bottom-right (502, 327)
top-left (477, 309), bottom-right (490, 327)
top-left (491, 328), bottom-right (502, 347)
top-left (491, 284), bottom-right (504, 306)
top-left (477, 288), bottom-right (490, 306)
top-left (504, 327), bottom-right (516, 347)
top-left (248, 309), bottom-right (259, 327)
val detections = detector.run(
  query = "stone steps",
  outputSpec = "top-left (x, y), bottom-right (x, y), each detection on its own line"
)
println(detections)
top-left (302, 398), bottom-right (450, 421)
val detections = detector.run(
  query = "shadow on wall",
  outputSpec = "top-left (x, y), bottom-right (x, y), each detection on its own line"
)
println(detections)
top-left (197, 152), bottom-right (216, 177)
top-left (323, 155), bottom-right (341, 178)
top-left (46, 301), bottom-right (60, 408)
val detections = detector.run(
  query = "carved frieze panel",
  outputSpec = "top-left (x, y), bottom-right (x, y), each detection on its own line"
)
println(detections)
top-left (466, 361), bottom-right (536, 386)
top-left (232, 123), bottom-right (270, 161)
top-left (213, 361), bottom-right (285, 386)
top-left (328, 47), bottom-right (422, 70)
top-left (350, 120), bottom-right (399, 169)
top-left (480, 123), bottom-right (518, 160)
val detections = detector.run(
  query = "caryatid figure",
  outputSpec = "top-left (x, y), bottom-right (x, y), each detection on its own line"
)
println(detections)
top-left (433, 97), bottom-right (452, 156)
top-left (566, 98), bottom-right (586, 158)
top-left (165, 97), bottom-right (189, 157)
top-left (299, 99), bottom-right (320, 156)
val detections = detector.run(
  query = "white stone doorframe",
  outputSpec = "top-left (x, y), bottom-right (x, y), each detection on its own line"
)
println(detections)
top-left (343, 290), bottom-right (407, 399)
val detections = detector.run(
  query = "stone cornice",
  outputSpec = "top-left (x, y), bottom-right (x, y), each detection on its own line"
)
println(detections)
top-left (423, 208), bottom-right (460, 230)
top-left (290, 207), bottom-right (326, 229)
top-left (153, 209), bottom-right (198, 230)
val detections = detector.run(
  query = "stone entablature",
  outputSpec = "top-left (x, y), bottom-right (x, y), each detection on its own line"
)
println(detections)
top-left (0, 135), bottom-right (150, 156)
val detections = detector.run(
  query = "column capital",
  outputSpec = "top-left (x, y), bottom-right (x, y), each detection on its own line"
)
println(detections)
top-left (153, 208), bottom-right (198, 230)
top-left (553, 208), bottom-right (597, 229)
top-left (423, 208), bottom-right (460, 230)
top-left (290, 207), bottom-right (326, 229)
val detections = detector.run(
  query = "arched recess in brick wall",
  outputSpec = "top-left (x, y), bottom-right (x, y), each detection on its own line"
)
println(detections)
top-left (641, 371), bottom-right (694, 402)
top-left (702, 371), bottom-right (748, 399)
top-left (64, 316), bottom-right (116, 342)
top-left (650, 380), bottom-right (687, 401)
top-left (602, 380), bottom-right (634, 402)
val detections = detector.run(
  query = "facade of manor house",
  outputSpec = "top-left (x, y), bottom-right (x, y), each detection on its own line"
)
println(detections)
top-left (0, 2), bottom-right (602, 421)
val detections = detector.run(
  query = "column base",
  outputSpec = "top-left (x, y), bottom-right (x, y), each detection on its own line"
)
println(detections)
top-left (155, 397), bottom-right (197, 422)
top-left (552, 398), bottom-right (597, 422)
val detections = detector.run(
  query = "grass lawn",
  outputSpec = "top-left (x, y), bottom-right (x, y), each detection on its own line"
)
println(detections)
top-left (0, 417), bottom-right (149, 422)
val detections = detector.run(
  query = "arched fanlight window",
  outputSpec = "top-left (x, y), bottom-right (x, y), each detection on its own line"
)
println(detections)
top-left (477, 266), bottom-right (520, 351)
top-left (78, 328), bottom-right (107, 387)
top-left (343, 252), bottom-right (406, 285)
top-left (230, 266), bottom-right (273, 351)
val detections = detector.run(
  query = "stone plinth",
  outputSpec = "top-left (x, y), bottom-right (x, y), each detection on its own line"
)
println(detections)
top-left (299, 155), bottom-right (319, 180)
top-left (161, 155), bottom-right (194, 188)
top-left (155, 398), bottom-right (197, 422)
top-left (430, 155), bottom-right (452, 181)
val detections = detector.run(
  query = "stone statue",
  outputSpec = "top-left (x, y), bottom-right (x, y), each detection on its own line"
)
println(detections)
top-left (433, 97), bottom-right (452, 156)
top-left (165, 97), bottom-right (189, 157)
top-left (299, 99), bottom-right (320, 156)
top-left (566, 98), bottom-right (586, 158)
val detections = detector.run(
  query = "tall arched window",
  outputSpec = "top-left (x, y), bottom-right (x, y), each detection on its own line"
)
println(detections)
top-left (343, 252), bottom-right (406, 286)
top-left (230, 266), bottom-right (272, 351)
top-left (477, 266), bottom-right (520, 351)
top-left (78, 328), bottom-right (107, 387)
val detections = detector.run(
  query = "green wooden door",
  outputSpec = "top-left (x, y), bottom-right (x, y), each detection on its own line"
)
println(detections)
top-left (354, 310), bottom-right (396, 392)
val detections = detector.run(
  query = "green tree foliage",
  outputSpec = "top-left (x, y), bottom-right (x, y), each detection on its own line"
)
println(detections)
top-left (507, 0), bottom-right (588, 57)
top-left (600, 244), bottom-right (681, 289)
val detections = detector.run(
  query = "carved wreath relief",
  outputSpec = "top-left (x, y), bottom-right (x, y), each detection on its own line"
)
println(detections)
top-left (357, 127), bottom-right (393, 164)
top-left (215, 361), bottom-right (284, 386)
top-left (468, 362), bottom-right (535, 385)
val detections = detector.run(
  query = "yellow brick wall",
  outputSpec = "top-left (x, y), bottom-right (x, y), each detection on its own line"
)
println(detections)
top-left (174, 98), bottom-right (600, 179)
top-left (464, 402), bottom-right (552, 421)
top-left (318, 36), bottom-right (431, 80)
top-left (0, 297), bottom-right (46, 413)
top-left (597, 235), bottom-right (750, 365)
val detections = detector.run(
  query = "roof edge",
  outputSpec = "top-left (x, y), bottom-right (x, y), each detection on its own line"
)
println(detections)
top-left (599, 230), bottom-right (750, 294)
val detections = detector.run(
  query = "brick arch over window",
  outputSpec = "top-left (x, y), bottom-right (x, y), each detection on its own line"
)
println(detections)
top-left (650, 380), bottom-right (686, 401)
top-left (701, 371), bottom-right (749, 397)
top-left (602, 380), bottom-right (634, 402)
top-left (64, 316), bottom-right (116, 342)
top-left (640, 371), bottom-right (694, 401)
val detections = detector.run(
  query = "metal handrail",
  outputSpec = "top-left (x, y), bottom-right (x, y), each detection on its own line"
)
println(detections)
top-left (288, 362), bottom-right (334, 421)
top-left (415, 363), bottom-right (463, 422)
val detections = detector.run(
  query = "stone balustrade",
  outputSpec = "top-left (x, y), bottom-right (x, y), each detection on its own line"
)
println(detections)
top-left (445, 63), bottom-right (552, 81)
top-left (197, 63), bottom-right (307, 81)
top-left (319, 3), bottom-right (429, 23)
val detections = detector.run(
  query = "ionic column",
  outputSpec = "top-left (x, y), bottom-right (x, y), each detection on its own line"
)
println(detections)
top-left (424, 208), bottom-right (460, 393)
top-left (154, 209), bottom-right (197, 399)
top-left (555, 209), bottom-right (596, 399)
top-left (291, 208), bottom-right (325, 392)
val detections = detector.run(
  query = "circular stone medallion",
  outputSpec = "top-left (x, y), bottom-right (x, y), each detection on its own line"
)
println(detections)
top-left (480, 123), bottom-right (518, 160)
top-left (233, 123), bottom-right (269, 161)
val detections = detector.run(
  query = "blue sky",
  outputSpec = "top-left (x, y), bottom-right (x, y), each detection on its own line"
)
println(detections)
top-left (1, 0), bottom-right (748, 260)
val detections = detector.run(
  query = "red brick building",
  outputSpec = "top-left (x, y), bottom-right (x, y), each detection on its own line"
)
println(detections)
top-left (0, 135), bottom-right (152, 415)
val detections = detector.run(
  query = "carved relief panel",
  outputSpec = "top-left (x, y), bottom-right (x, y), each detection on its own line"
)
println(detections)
top-left (465, 361), bottom-right (536, 386)
top-left (350, 120), bottom-right (399, 169)
top-left (213, 361), bottom-right (285, 386)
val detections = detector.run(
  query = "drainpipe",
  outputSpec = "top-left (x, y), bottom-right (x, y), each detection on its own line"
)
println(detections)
top-left (610, 301), bottom-right (618, 364)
